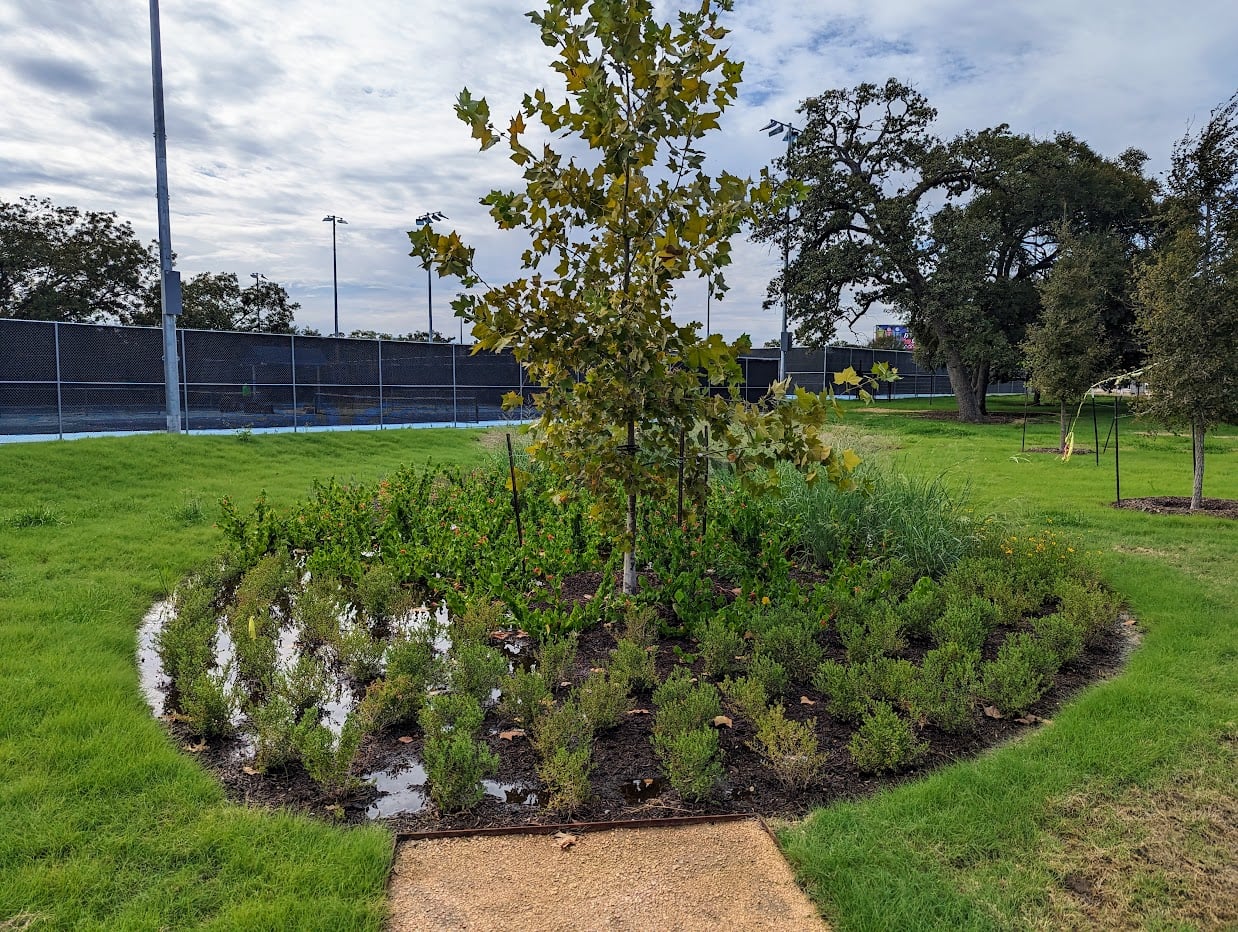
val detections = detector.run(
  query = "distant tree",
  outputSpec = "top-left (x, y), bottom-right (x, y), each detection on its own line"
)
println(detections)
top-left (413, 0), bottom-right (874, 594)
top-left (754, 80), bottom-right (1153, 422)
top-left (1024, 228), bottom-right (1128, 450)
top-left (868, 332), bottom-right (902, 350)
top-left (0, 195), bottom-right (156, 322)
top-left (346, 329), bottom-right (455, 342)
top-left (126, 272), bottom-right (300, 332)
top-left (1135, 91), bottom-right (1238, 508)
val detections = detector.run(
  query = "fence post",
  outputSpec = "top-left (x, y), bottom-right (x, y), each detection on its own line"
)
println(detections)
top-left (290, 334), bottom-right (298, 433)
top-left (179, 329), bottom-right (190, 433)
top-left (53, 322), bottom-right (64, 440)
top-left (377, 337), bottom-right (384, 430)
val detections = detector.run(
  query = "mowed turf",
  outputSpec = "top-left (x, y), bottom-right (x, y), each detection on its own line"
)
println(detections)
top-left (0, 404), bottom-right (1234, 930)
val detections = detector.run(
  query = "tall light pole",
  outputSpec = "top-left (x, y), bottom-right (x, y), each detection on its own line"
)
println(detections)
top-left (248, 272), bottom-right (267, 329)
top-left (322, 215), bottom-right (347, 336)
top-left (760, 118), bottom-right (800, 383)
top-left (416, 211), bottom-right (447, 341)
top-left (148, 0), bottom-right (182, 432)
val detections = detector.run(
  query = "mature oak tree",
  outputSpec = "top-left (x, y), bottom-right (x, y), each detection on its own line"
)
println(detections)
top-left (125, 272), bottom-right (300, 333)
top-left (0, 196), bottom-right (156, 322)
top-left (755, 80), bottom-right (1152, 422)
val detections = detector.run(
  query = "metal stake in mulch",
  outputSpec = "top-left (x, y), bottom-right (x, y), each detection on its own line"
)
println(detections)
top-left (1113, 393), bottom-right (1122, 506)
top-left (506, 433), bottom-right (524, 551)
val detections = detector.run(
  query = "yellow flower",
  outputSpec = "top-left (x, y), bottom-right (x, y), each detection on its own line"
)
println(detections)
top-left (760, 596), bottom-right (770, 606)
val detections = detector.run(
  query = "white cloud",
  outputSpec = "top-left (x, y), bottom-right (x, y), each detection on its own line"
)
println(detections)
top-left (0, 0), bottom-right (1234, 341)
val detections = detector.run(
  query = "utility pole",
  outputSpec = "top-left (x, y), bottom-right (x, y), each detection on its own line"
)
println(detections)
top-left (149, 0), bottom-right (182, 432)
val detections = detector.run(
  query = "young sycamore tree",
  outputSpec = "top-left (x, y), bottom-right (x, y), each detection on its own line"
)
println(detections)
top-left (410, 0), bottom-right (884, 593)
top-left (1135, 91), bottom-right (1238, 509)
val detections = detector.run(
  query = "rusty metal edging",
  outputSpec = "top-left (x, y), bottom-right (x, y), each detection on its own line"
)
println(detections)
top-left (394, 811), bottom-right (762, 842)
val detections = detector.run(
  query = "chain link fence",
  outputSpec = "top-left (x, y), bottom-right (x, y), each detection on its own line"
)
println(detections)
top-left (0, 320), bottom-right (1023, 439)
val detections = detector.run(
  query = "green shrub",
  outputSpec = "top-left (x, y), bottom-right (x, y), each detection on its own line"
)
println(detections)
top-left (915, 643), bottom-right (979, 733)
top-left (652, 668), bottom-right (721, 737)
top-left (719, 674), bottom-right (769, 724)
top-left (275, 652), bottom-right (331, 714)
top-left (608, 638), bottom-right (658, 694)
top-left (1055, 578), bottom-right (1119, 647)
top-left (531, 698), bottom-right (592, 758)
top-left (158, 586), bottom-right (218, 689)
top-left (865, 657), bottom-right (920, 712)
top-left (537, 743), bottom-right (593, 812)
top-left (980, 633), bottom-right (1057, 716)
top-left (499, 667), bottom-right (552, 725)
top-left (536, 633), bottom-right (579, 686)
top-left (249, 693), bottom-right (299, 771)
top-left (945, 556), bottom-right (1035, 625)
top-left (449, 642), bottom-right (508, 705)
top-left (294, 709), bottom-right (366, 797)
top-left (752, 705), bottom-right (826, 790)
top-left (295, 577), bottom-right (343, 647)
top-left (577, 671), bottom-right (627, 732)
top-left (386, 629), bottom-right (441, 691)
top-left (619, 602), bottom-right (659, 648)
top-left (453, 598), bottom-right (505, 646)
top-left (897, 576), bottom-right (944, 639)
top-left (354, 562), bottom-right (404, 625)
top-left (931, 594), bottom-right (998, 651)
top-left (656, 726), bottom-right (723, 802)
top-left (232, 552), bottom-right (294, 619)
top-left (180, 668), bottom-right (237, 738)
top-left (848, 701), bottom-right (927, 773)
top-left (812, 659), bottom-right (871, 723)
top-left (419, 694), bottom-right (497, 812)
top-left (1032, 612), bottom-right (1085, 667)
top-left (698, 617), bottom-right (744, 679)
top-left (754, 619), bottom-right (824, 686)
top-left (336, 623), bottom-right (384, 685)
top-left (747, 651), bottom-right (789, 700)
top-left (838, 603), bottom-right (906, 664)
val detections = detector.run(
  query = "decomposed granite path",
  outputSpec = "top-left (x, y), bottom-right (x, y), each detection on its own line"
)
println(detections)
top-left (386, 817), bottom-right (828, 931)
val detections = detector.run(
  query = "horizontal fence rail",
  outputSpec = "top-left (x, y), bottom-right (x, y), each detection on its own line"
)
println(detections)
top-left (0, 320), bottom-right (1024, 440)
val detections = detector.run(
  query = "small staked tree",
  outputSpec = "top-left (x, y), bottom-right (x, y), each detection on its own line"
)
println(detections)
top-left (412, 0), bottom-right (877, 593)
top-left (1135, 91), bottom-right (1238, 509)
top-left (1024, 228), bottom-right (1127, 451)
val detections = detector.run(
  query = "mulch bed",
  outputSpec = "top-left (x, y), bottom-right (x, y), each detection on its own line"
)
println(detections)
top-left (172, 570), bottom-right (1140, 833)
top-left (1113, 497), bottom-right (1238, 520)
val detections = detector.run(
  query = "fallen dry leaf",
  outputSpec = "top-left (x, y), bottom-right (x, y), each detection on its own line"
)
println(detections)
top-left (1122, 617), bottom-right (1137, 627)
top-left (799, 696), bottom-right (816, 706)
top-left (713, 715), bottom-right (733, 729)
top-left (498, 728), bottom-right (526, 741)
top-left (983, 706), bottom-right (1004, 720)
top-left (182, 740), bottom-right (208, 754)
top-left (397, 735), bottom-right (414, 744)
top-left (627, 708), bottom-right (651, 716)
top-left (1015, 714), bottom-right (1052, 725)
top-left (490, 629), bottom-right (510, 640)
top-left (241, 765), bottom-right (260, 776)
top-left (730, 587), bottom-right (743, 596)
top-left (516, 630), bottom-right (530, 638)
top-left (558, 681), bottom-right (572, 688)
top-left (589, 667), bottom-right (606, 674)
top-left (553, 831), bottom-right (578, 851)
top-left (161, 711), bottom-right (190, 723)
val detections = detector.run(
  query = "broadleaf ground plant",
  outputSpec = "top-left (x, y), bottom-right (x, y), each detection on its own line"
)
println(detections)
top-left (410, 0), bottom-right (882, 594)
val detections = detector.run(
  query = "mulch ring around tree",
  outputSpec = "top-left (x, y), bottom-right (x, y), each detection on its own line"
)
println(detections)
top-left (1023, 447), bottom-right (1095, 455)
top-left (181, 575), bottom-right (1142, 834)
top-left (1113, 497), bottom-right (1238, 519)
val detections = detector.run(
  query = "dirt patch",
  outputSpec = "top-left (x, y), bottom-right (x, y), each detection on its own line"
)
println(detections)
top-left (1113, 496), bottom-right (1238, 520)
top-left (1023, 446), bottom-right (1095, 456)
top-left (386, 818), bottom-right (826, 931)
top-left (1041, 738), bottom-right (1238, 929)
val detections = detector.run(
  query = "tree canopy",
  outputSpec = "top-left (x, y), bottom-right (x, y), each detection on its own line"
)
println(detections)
top-left (1135, 91), bottom-right (1238, 507)
top-left (412, 0), bottom-right (875, 593)
top-left (0, 196), bottom-right (155, 322)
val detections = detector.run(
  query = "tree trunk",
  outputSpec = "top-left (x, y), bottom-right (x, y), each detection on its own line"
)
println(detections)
top-left (944, 347), bottom-right (983, 423)
top-left (972, 361), bottom-right (991, 416)
top-left (1192, 418), bottom-right (1206, 510)
top-left (622, 418), bottom-right (638, 595)
top-left (1060, 400), bottom-right (1069, 453)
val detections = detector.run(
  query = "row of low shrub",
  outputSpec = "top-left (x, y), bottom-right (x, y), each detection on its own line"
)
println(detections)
top-left (151, 457), bottom-right (1120, 812)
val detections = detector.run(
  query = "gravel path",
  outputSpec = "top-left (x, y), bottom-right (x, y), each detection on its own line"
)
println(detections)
top-left (386, 818), bottom-right (827, 931)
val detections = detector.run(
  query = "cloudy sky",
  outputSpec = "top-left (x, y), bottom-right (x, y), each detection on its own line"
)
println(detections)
top-left (1, 0), bottom-right (1235, 343)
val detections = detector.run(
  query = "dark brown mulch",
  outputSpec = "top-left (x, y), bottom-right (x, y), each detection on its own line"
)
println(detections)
top-left (1113, 496), bottom-right (1238, 520)
top-left (170, 572), bottom-right (1140, 833)
top-left (1024, 447), bottom-right (1095, 455)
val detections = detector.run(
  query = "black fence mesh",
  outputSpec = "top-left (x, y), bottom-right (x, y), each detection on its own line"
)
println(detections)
top-left (0, 319), bottom-right (1023, 439)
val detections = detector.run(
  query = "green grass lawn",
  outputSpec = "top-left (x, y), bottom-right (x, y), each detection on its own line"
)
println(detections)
top-left (1, 407), bottom-right (1233, 929)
